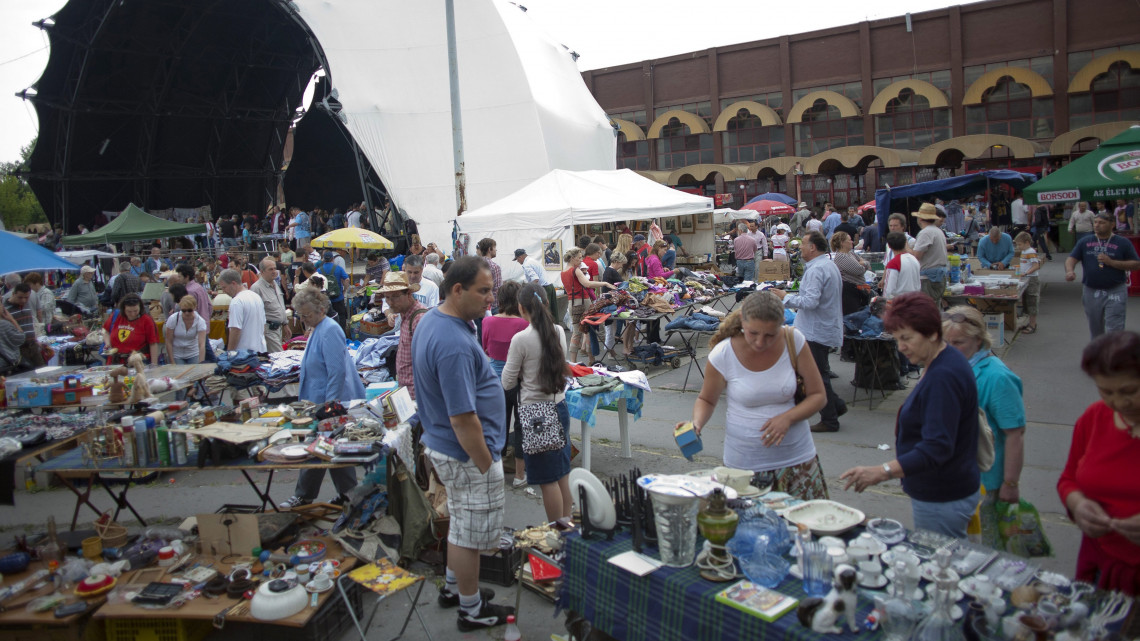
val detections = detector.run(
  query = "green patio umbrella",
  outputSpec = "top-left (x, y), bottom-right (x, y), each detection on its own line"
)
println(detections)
top-left (1024, 125), bottom-right (1140, 205)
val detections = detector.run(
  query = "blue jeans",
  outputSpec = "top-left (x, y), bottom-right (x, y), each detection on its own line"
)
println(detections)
top-left (911, 488), bottom-right (981, 539)
top-left (736, 259), bottom-right (756, 282)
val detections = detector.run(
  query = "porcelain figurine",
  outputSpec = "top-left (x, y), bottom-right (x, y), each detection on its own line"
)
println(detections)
top-left (796, 564), bottom-right (859, 634)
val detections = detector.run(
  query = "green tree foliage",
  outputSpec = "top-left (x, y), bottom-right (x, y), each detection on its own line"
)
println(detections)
top-left (0, 138), bottom-right (46, 230)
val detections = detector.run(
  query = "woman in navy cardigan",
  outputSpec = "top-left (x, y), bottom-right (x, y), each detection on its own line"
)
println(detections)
top-left (841, 292), bottom-right (981, 538)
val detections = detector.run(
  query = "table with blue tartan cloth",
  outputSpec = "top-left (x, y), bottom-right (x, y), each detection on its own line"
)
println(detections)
top-left (558, 532), bottom-right (883, 641)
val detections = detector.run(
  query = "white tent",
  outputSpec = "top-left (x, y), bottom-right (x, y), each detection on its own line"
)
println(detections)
top-left (294, 0), bottom-right (617, 249)
top-left (456, 169), bottom-right (713, 275)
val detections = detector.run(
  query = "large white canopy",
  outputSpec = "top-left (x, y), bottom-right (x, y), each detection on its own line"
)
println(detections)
top-left (294, 0), bottom-right (617, 249)
top-left (456, 169), bottom-right (713, 273)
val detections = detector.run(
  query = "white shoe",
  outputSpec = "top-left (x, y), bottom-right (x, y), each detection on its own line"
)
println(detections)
top-left (512, 476), bottom-right (528, 488)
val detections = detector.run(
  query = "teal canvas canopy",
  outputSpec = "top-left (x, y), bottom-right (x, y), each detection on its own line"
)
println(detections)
top-left (1024, 125), bottom-right (1140, 204)
top-left (61, 203), bottom-right (207, 246)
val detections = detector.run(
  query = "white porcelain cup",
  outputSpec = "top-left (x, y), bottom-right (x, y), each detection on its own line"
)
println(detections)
top-left (859, 560), bottom-right (882, 583)
top-left (973, 575), bottom-right (994, 598)
top-left (846, 544), bottom-right (871, 563)
top-left (310, 571), bottom-right (332, 591)
top-left (295, 565), bottom-right (310, 582)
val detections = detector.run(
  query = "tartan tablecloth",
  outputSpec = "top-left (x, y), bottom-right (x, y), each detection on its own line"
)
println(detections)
top-left (558, 532), bottom-right (883, 641)
top-left (565, 384), bottom-right (644, 427)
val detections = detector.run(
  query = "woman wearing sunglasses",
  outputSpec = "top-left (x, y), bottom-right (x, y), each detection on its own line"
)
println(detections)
top-left (165, 295), bottom-right (208, 364)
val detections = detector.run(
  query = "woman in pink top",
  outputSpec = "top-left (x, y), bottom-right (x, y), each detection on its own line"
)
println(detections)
top-left (481, 281), bottom-right (530, 486)
top-left (645, 240), bottom-right (675, 279)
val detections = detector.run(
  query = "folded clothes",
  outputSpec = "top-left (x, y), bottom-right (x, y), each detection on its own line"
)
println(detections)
top-left (664, 313), bottom-right (720, 332)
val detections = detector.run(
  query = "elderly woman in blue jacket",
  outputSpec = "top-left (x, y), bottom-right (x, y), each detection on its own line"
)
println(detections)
top-left (277, 287), bottom-right (366, 509)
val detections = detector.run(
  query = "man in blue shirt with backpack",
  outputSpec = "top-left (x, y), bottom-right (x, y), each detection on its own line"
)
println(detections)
top-left (317, 251), bottom-right (350, 330)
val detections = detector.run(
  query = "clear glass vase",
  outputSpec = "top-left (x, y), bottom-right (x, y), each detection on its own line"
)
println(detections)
top-left (881, 561), bottom-right (921, 641)
top-left (915, 574), bottom-right (966, 641)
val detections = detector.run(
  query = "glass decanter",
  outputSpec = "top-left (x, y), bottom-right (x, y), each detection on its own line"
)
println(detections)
top-left (915, 573), bottom-right (966, 641)
top-left (880, 561), bottom-right (921, 641)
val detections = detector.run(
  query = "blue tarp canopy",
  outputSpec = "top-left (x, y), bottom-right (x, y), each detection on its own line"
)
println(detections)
top-left (1, 231), bottom-right (82, 274)
top-left (873, 170), bottom-right (1037, 233)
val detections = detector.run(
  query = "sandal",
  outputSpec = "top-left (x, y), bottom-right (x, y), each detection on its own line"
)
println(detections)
top-left (1022, 325), bottom-right (1037, 334)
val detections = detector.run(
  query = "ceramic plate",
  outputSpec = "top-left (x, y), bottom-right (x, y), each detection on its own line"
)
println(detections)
top-left (959, 577), bottom-right (1002, 600)
top-left (782, 500), bottom-right (865, 536)
top-left (305, 581), bottom-right (333, 594)
top-left (858, 573), bottom-right (889, 589)
top-left (279, 445), bottom-right (309, 459)
top-left (734, 484), bottom-right (770, 498)
top-left (570, 468), bottom-right (617, 530)
top-left (919, 562), bottom-right (960, 584)
top-left (635, 474), bottom-right (738, 500)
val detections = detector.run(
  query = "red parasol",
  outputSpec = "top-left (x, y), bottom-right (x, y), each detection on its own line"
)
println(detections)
top-left (740, 200), bottom-right (795, 216)
top-left (857, 200), bottom-right (876, 214)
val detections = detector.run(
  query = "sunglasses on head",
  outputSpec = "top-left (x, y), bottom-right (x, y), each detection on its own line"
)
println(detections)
top-left (942, 312), bottom-right (979, 327)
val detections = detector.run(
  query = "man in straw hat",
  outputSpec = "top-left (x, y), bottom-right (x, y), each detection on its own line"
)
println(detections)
top-left (911, 202), bottom-right (949, 303)
top-left (376, 271), bottom-right (427, 398)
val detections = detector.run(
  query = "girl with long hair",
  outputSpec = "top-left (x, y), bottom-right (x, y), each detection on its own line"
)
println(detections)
top-left (482, 282), bottom-right (529, 486)
top-left (502, 283), bottom-right (573, 524)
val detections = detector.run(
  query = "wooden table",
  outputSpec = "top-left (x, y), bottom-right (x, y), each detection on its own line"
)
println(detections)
top-left (943, 292), bottom-right (1019, 331)
top-left (91, 536), bottom-right (358, 634)
top-left (0, 560), bottom-right (106, 641)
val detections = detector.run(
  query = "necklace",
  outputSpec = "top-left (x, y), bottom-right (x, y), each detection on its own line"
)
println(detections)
top-left (1112, 412), bottom-right (1140, 439)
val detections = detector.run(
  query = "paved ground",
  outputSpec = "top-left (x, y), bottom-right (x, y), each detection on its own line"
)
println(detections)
top-left (1, 258), bottom-right (1136, 641)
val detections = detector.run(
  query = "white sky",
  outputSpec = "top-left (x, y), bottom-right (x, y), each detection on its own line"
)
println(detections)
top-left (0, 0), bottom-right (975, 162)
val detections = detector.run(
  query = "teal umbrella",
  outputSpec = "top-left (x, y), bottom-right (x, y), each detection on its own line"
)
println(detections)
top-left (1, 231), bottom-right (81, 274)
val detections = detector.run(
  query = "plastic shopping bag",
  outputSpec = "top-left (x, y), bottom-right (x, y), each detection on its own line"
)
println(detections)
top-left (996, 499), bottom-right (1053, 558)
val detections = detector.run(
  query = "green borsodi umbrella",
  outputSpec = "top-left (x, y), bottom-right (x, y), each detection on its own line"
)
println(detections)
top-left (1024, 125), bottom-right (1140, 205)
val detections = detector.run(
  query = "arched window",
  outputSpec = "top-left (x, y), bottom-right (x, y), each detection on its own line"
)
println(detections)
top-left (723, 110), bottom-right (785, 163)
top-left (795, 100), bottom-right (864, 156)
top-left (1069, 61), bottom-right (1140, 130)
top-left (656, 118), bottom-right (713, 170)
top-left (965, 77), bottom-right (1054, 139)
top-left (611, 110), bottom-right (649, 170)
top-left (874, 89), bottom-right (951, 149)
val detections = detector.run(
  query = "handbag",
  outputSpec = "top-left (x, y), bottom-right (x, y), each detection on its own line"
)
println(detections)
top-left (783, 327), bottom-right (806, 404)
top-left (517, 401), bottom-right (566, 455)
top-left (976, 409), bottom-right (995, 472)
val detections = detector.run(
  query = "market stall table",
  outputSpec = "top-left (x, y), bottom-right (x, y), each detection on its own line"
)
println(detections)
top-left (35, 447), bottom-right (363, 530)
top-left (90, 535), bottom-right (361, 641)
top-left (559, 532), bottom-right (877, 641)
top-left (0, 559), bottom-right (106, 641)
top-left (565, 384), bottom-right (643, 471)
top-left (942, 293), bottom-right (1019, 337)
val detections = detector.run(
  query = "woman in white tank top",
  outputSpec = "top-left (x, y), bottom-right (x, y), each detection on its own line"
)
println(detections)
top-left (677, 291), bottom-right (832, 499)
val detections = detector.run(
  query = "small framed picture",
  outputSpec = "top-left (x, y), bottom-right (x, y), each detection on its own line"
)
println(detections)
top-left (663, 217), bottom-right (677, 234)
top-left (589, 223), bottom-right (604, 234)
top-left (679, 215), bottom-right (695, 233)
top-left (695, 212), bottom-right (712, 229)
top-left (542, 239), bottom-right (562, 270)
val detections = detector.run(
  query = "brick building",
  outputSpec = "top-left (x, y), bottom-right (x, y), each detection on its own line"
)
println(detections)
top-left (582, 0), bottom-right (1140, 209)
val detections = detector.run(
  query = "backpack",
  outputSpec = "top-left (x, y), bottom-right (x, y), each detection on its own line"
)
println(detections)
top-left (319, 263), bottom-right (342, 299)
top-left (635, 245), bottom-right (650, 277)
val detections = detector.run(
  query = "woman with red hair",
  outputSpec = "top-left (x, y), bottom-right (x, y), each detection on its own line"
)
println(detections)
top-left (841, 292), bottom-right (981, 538)
top-left (1059, 331), bottom-right (1140, 595)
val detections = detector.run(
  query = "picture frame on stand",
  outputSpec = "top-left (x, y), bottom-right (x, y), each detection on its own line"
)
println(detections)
top-left (679, 215), bottom-right (695, 233)
top-left (542, 239), bottom-right (562, 270)
top-left (695, 212), bottom-right (712, 229)
top-left (663, 217), bottom-right (678, 235)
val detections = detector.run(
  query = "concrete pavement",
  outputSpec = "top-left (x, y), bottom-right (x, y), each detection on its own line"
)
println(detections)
top-left (1, 257), bottom-right (1136, 640)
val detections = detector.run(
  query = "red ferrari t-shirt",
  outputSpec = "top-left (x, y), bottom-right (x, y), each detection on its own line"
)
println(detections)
top-left (104, 313), bottom-right (159, 356)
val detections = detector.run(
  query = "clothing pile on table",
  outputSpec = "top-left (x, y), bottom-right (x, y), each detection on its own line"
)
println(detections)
top-left (259, 351), bottom-right (305, 392)
top-left (664, 312), bottom-right (721, 332)
top-left (351, 334), bottom-right (400, 384)
top-left (209, 349), bottom-right (267, 394)
top-left (564, 363), bottom-right (650, 427)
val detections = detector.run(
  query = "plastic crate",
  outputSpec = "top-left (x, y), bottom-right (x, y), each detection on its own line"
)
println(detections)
top-left (480, 542), bottom-right (522, 587)
top-left (103, 618), bottom-right (212, 641)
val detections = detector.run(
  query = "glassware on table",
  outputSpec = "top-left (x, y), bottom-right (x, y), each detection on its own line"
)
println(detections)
top-left (914, 574), bottom-right (966, 641)
top-left (740, 534), bottom-right (790, 588)
top-left (648, 487), bottom-right (702, 567)
top-left (801, 541), bottom-right (832, 597)
top-left (880, 561), bottom-right (921, 641)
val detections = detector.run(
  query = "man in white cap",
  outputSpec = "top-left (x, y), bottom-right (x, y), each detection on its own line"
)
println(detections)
top-left (64, 265), bottom-right (100, 315)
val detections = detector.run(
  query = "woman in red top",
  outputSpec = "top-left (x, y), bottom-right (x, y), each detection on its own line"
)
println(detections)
top-left (1058, 331), bottom-right (1140, 595)
top-left (103, 294), bottom-right (160, 364)
top-left (481, 282), bottom-right (530, 486)
top-left (561, 247), bottom-right (615, 364)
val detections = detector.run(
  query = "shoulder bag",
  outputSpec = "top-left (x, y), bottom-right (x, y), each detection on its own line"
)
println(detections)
top-left (518, 401), bottom-right (566, 455)
top-left (783, 327), bottom-right (806, 404)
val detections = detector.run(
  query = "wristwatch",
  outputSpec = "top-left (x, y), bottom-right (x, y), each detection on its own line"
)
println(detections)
top-left (881, 463), bottom-right (892, 479)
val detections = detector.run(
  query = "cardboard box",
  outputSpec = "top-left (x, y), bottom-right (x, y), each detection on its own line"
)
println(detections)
top-left (984, 313), bottom-right (1005, 346)
top-left (15, 382), bottom-right (62, 407)
top-left (755, 259), bottom-right (791, 281)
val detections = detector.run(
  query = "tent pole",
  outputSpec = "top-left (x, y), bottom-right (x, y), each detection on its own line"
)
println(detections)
top-left (445, 0), bottom-right (467, 217)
